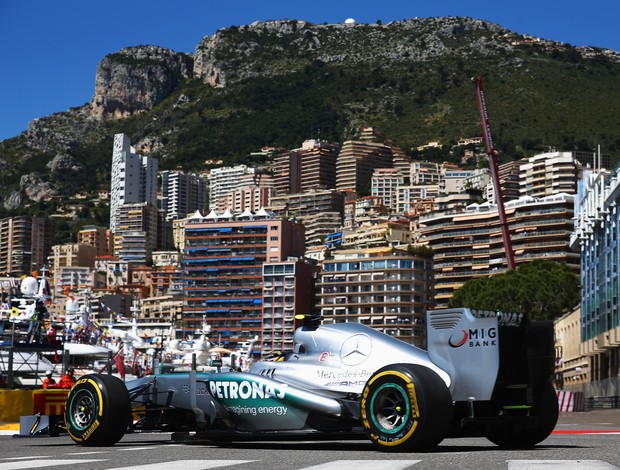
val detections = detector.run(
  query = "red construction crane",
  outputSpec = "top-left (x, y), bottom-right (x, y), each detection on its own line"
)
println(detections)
top-left (472, 77), bottom-right (516, 270)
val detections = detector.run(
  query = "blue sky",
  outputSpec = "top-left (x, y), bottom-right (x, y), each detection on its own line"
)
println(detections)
top-left (1, 0), bottom-right (619, 141)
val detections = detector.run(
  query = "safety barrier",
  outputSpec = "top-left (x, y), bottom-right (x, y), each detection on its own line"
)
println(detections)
top-left (556, 390), bottom-right (585, 412)
top-left (585, 396), bottom-right (620, 409)
top-left (0, 389), bottom-right (69, 422)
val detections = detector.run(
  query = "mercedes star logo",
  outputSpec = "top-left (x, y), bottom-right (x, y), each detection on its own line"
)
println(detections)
top-left (340, 334), bottom-right (372, 366)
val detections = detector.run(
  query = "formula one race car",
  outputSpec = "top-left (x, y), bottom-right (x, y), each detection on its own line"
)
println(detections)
top-left (64, 308), bottom-right (558, 451)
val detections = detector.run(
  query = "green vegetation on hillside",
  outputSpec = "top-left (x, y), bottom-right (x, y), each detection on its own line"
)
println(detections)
top-left (2, 19), bottom-right (620, 245)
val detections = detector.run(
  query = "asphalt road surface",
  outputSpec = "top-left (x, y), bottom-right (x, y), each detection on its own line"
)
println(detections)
top-left (1, 411), bottom-right (619, 470)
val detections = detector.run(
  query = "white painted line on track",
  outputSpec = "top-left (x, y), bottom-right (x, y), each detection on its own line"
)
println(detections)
top-left (118, 446), bottom-right (160, 451)
top-left (299, 460), bottom-right (421, 470)
top-left (0, 458), bottom-right (618, 470)
top-left (1, 459), bottom-right (107, 469)
top-left (66, 450), bottom-right (111, 455)
top-left (508, 460), bottom-right (618, 469)
top-left (107, 460), bottom-right (257, 470)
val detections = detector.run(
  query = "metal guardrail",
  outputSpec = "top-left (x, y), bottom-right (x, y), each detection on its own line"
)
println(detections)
top-left (585, 396), bottom-right (620, 409)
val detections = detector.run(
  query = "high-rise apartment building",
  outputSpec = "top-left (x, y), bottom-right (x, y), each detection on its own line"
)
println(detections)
top-left (150, 265), bottom-right (183, 298)
top-left (0, 216), bottom-right (55, 275)
top-left (341, 220), bottom-right (411, 249)
top-left (110, 133), bottom-right (158, 232)
top-left (141, 294), bottom-right (183, 325)
top-left (161, 170), bottom-right (208, 222)
top-left (262, 258), bottom-right (319, 353)
top-left (273, 150), bottom-right (301, 195)
top-left (54, 266), bottom-right (102, 298)
top-left (269, 189), bottom-right (345, 248)
top-left (336, 127), bottom-right (400, 195)
top-left (420, 194), bottom-right (579, 307)
top-left (272, 140), bottom-right (340, 196)
top-left (113, 202), bottom-right (159, 264)
top-left (344, 196), bottom-right (389, 228)
top-left (78, 225), bottom-right (113, 257)
top-left (410, 161), bottom-right (442, 185)
top-left (519, 151), bottom-right (580, 198)
top-left (300, 212), bottom-right (343, 248)
top-left (491, 160), bottom-right (523, 202)
top-left (49, 243), bottom-right (98, 295)
top-left (371, 168), bottom-right (404, 213)
top-left (298, 139), bottom-right (340, 192)
top-left (397, 184), bottom-right (440, 216)
top-left (208, 165), bottom-right (255, 210)
top-left (571, 169), bottom-right (620, 394)
top-left (183, 212), bottom-right (305, 352)
top-left (316, 247), bottom-right (434, 348)
top-left (222, 185), bottom-right (273, 214)
top-left (269, 189), bottom-right (345, 220)
top-left (172, 218), bottom-right (187, 251)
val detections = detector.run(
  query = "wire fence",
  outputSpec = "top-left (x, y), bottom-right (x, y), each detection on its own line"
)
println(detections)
top-left (585, 396), bottom-right (620, 409)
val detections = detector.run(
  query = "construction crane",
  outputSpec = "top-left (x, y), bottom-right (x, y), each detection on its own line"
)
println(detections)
top-left (472, 76), bottom-right (516, 270)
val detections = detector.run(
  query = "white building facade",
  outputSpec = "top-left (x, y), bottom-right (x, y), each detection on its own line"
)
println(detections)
top-left (110, 134), bottom-right (158, 232)
top-left (208, 165), bottom-right (256, 210)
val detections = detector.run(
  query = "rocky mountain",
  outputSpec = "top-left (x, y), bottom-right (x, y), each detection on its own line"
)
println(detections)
top-left (93, 46), bottom-right (193, 120)
top-left (2, 16), bottom-right (620, 235)
top-left (192, 18), bottom-right (509, 86)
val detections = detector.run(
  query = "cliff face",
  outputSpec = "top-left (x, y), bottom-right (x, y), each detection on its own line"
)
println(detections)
top-left (193, 18), bottom-right (510, 87)
top-left (92, 46), bottom-right (193, 120)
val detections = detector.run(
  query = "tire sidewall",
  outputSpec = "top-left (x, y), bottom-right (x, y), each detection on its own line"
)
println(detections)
top-left (66, 376), bottom-right (106, 443)
top-left (362, 368), bottom-right (420, 447)
top-left (361, 364), bottom-right (452, 451)
top-left (65, 374), bottom-right (130, 446)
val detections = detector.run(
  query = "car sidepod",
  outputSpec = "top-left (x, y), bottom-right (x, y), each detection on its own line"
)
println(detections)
top-left (206, 372), bottom-right (343, 431)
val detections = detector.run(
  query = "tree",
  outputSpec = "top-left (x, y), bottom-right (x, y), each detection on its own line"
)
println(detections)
top-left (447, 260), bottom-right (580, 320)
top-left (407, 244), bottom-right (434, 258)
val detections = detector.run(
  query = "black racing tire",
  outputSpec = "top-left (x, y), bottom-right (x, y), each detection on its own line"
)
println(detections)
top-left (486, 383), bottom-right (559, 448)
top-left (361, 364), bottom-right (453, 452)
top-left (65, 373), bottom-right (131, 446)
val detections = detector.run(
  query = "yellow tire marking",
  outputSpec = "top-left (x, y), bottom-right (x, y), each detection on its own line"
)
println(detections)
top-left (66, 377), bottom-right (105, 442)
top-left (363, 369), bottom-right (421, 447)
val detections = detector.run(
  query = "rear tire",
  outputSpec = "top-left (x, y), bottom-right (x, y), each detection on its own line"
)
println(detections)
top-left (486, 383), bottom-right (558, 448)
top-left (361, 364), bottom-right (452, 452)
top-left (65, 374), bottom-right (131, 446)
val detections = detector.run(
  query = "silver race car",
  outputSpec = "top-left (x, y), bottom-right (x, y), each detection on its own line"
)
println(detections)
top-left (64, 308), bottom-right (558, 451)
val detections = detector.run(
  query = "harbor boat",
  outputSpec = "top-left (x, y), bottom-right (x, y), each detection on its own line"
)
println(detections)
top-left (159, 317), bottom-right (258, 373)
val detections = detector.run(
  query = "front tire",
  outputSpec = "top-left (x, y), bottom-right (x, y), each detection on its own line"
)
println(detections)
top-left (361, 364), bottom-right (452, 452)
top-left (65, 374), bottom-right (131, 446)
